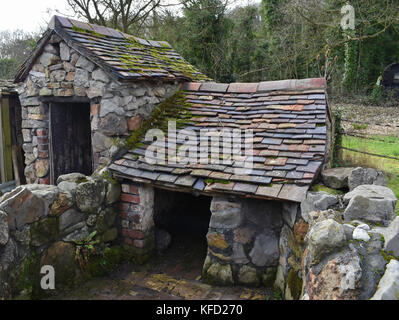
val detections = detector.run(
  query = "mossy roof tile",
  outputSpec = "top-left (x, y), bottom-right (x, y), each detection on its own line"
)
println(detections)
top-left (15, 15), bottom-right (211, 83)
top-left (110, 78), bottom-right (329, 203)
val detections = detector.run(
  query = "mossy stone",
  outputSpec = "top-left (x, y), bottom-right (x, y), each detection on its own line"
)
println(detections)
top-left (238, 265), bottom-right (259, 286)
top-left (86, 246), bottom-right (125, 278)
top-left (311, 184), bottom-right (344, 196)
top-left (205, 262), bottom-right (233, 286)
top-left (285, 269), bottom-right (302, 300)
top-left (39, 241), bottom-right (82, 296)
top-left (262, 267), bottom-right (277, 287)
top-left (30, 217), bottom-right (58, 247)
top-left (96, 207), bottom-right (117, 233)
top-left (100, 228), bottom-right (118, 243)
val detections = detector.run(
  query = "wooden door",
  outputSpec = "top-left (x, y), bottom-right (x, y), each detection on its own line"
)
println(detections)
top-left (50, 102), bottom-right (92, 184)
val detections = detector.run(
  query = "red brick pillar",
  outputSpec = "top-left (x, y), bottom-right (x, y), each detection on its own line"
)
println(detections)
top-left (120, 182), bottom-right (155, 255)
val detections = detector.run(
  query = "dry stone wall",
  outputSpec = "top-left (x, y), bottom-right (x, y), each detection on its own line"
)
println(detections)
top-left (202, 197), bottom-right (283, 287)
top-left (17, 35), bottom-right (180, 184)
top-left (299, 167), bottom-right (399, 300)
top-left (0, 169), bottom-right (123, 299)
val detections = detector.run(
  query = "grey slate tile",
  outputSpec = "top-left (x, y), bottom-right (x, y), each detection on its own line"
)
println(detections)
top-left (262, 138), bottom-right (283, 145)
top-left (175, 175), bottom-right (198, 187)
top-left (233, 183), bottom-right (258, 194)
top-left (157, 174), bottom-right (178, 183)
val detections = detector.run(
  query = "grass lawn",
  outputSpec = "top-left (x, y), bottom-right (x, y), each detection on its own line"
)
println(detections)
top-left (340, 134), bottom-right (399, 215)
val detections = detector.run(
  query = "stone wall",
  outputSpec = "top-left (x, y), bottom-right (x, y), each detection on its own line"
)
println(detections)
top-left (117, 182), bottom-right (306, 289)
top-left (299, 167), bottom-right (399, 300)
top-left (202, 197), bottom-right (283, 287)
top-left (0, 169), bottom-right (124, 299)
top-left (17, 35), bottom-right (180, 184)
top-left (274, 202), bottom-right (308, 300)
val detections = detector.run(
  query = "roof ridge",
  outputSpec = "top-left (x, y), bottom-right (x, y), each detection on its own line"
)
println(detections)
top-left (15, 15), bottom-right (211, 83)
top-left (49, 15), bottom-right (172, 49)
top-left (183, 78), bottom-right (327, 93)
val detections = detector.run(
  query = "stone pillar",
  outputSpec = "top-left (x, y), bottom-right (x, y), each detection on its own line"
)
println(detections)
top-left (203, 196), bottom-right (283, 287)
top-left (21, 99), bottom-right (50, 184)
top-left (120, 182), bottom-right (155, 257)
top-left (275, 202), bottom-right (308, 300)
top-left (36, 128), bottom-right (50, 184)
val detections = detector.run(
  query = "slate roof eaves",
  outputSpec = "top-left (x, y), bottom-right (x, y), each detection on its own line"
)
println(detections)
top-left (110, 78), bottom-right (329, 203)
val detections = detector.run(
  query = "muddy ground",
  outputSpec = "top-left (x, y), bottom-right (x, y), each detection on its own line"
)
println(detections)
top-left (48, 233), bottom-right (277, 301)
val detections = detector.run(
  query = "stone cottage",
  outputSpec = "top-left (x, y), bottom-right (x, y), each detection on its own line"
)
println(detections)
top-left (14, 15), bottom-right (210, 185)
top-left (13, 15), bottom-right (333, 290)
top-left (108, 79), bottom-right (332, 288)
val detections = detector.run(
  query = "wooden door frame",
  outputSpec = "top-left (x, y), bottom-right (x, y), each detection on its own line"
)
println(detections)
top-left (48, 102), bottom-right (55, 185)
top-left (47, 97), bottom-right (91, 185)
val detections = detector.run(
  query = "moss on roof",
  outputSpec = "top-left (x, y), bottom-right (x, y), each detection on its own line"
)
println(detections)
top-left (126, 90), bottom-right (194, 150)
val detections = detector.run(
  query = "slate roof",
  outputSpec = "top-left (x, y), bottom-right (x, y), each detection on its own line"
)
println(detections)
top-left (109, 78), bottom-right (330, 203)
top-left (15, 15), bottom-right (210, 83)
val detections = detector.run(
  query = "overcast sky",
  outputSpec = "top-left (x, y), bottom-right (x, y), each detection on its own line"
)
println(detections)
top-left (0, 0), bottom-right (76, 33)
top-left (0, 0), bottom-right (257, 34)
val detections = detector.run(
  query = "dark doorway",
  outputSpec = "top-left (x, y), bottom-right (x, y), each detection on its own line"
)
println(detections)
top-left (153, 188), bottom-right (212, 279)
top-left (49, 102), bottom-right (92, 184)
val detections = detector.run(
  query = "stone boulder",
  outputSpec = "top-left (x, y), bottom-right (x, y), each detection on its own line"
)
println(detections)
top-left (99, 113), bottom-right (127, 136)
top-left (0, 185), bottom-right (58, 230)
top-left (105, 182), bottom-right (121, 205)
top-left (375, 217), bottom-right (399, 257)
top-left (355, 232), bottom-right (386, 299)
top-left (238, 265), bottom-right (259, 285)
top-left (0, 238), bottom-right (17, 273)
top-left (306, 209), bottom-right (342, 230)
top-left (343, 185), bottom-right (397, 226)
top-left (95, 207), bottom-right (117, 233)
top-left (205, 261), bottom-right (234, 285)
top-left (307, 219), bottom-right (346, 265)
top-left (0, 211), bottom-right (9, 246)
top-left (353, 227), bottom-right (371, 242)
top-left (59, 209), bottom-right (86, 232)
top-left (50, 191), bottom-right (73, 216)
top-left (243, 199), bottom-right (283, 230)
top-left (348, 167), bottom-right (388, 191)
top-left (249, 232), bottom-right (279, 267)
top-left (57, 173), bottom-right (86, 185)
top-left (321, 167), bottom-right (355, 189)
top-left (75, 178), bottom-right (106, 214)
top-left (57, 181), bottom-right (78, 196)
top-left (40, 241), bottom-right (81, 291)
top-left (306, 246), bottom-right (362, 300)
top-left (155, 228), bottom-right (172, 251)
top-left (371, 259), bottom-right (399, 300)
top-left (282, 202), bottom-right (299, 228)
top-left (30, 217), bottom-right (58, 247)
top-left (301, 192), bottom-right (339, 223)
top-left (209, 197), bottom-right (243, 229)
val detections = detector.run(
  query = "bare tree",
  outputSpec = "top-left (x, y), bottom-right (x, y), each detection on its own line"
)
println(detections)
top-left (66, 0), bottom-right (164, 33)
top-left (0, 30), bottom-right (38, 62)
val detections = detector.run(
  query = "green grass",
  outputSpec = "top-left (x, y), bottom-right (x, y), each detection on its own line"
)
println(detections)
top-left (387, 176), bottom-right (399, 216)
top-left (342, 135), bottom-right (399, 158)
top-left (311, 184), bottom-right (344, 196)
top-left (340, 134), bottom-right (399, 215)
top-left (353, 123), bottom-right (368, 130)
